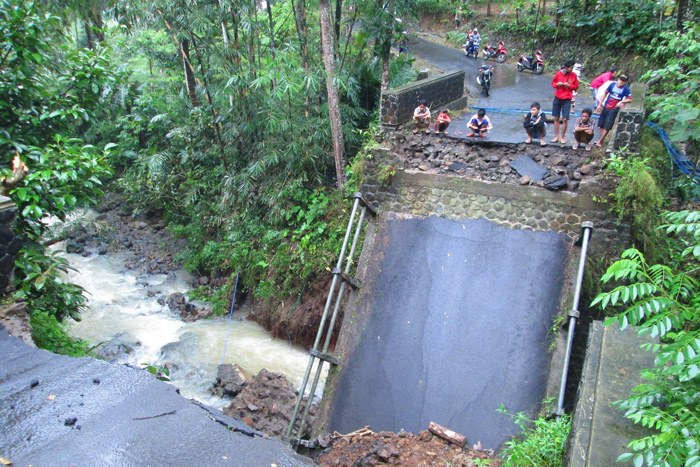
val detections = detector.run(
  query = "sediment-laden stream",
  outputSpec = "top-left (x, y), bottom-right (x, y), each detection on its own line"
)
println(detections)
top-left (63, 249), bottom-right (326, 410)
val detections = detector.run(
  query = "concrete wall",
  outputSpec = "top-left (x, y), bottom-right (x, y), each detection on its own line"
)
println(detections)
top-left (360, 148), bottom-right (628, 254)
top-left (0, 196), bottom-right (20, 295)
top-left (380, 71), bottom-right (466, 127)
top-left (612, 82), bottom-right (646, 152)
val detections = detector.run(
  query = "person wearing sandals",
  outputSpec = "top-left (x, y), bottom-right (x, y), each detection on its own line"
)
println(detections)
top-left (436, 109), bottom-right (451, 134)
top-left (595, 74), bottom-right (632, 148)
top-left (550, 60), bottom-right (579, 145)
top-left (413, 100), bottom-right (432, 134)
top-left (573, 108), bottom-right (595, 150)
top-left (523, 102), bottom-right (547, 146)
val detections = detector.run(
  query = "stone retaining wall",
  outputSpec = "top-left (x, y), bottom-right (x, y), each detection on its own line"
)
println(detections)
top-left (361, 148), bottom-right (628, 253)
top-left (0, 196), bottom-right (20, 295)
top-left (612, 82), bottom-right (646, 152)
top-left (380, 71), bottom-right (466, 127)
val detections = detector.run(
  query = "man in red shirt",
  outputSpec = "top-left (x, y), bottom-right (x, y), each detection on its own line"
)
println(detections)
top-left (550, 60), bottom-right (579, 145)
top-left (590, 66), bottom-right (618, 106)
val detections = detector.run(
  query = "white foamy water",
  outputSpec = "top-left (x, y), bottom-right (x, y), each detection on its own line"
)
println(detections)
top-left (62, 250), bottom-right (326, 409)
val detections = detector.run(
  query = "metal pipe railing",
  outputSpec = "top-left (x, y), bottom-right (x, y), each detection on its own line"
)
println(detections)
top-left (294, 205), bottom-right (368, 437)
top-left (286, 193), bottom-right (368, 439)
top-left (556, 221), bottom-right (594, 416)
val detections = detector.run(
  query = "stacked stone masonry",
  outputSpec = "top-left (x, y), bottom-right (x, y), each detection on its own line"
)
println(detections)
top-left (361, 145), bottom-right (629, 254)
top-left (380, 71), bottom-right (465, 127)
top-left (0, 197), bottom-right (20, 295)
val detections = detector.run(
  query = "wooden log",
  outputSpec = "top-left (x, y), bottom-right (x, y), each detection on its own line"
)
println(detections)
top-left (428, 422), bottom-right (467, 447)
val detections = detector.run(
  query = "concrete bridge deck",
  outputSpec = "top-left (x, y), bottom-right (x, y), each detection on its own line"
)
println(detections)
top-left (328, 215), bottom-right (571, 449)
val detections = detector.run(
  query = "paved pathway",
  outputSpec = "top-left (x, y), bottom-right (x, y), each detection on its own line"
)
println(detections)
top-left (410, 36), bottom-right (598, 144)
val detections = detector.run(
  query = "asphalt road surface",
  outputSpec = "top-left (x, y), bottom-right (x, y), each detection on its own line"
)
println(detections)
top-left (328, 216), bottom-right (569, 449)
top-left (0, 328), bottom-right (314, 467)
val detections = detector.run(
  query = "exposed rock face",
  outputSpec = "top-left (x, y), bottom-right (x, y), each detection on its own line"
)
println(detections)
top-left (165, 292), bottom-right (214, 322)
top-left (210, 363), bottom-right (251, 398)
top-left (0, 301), bottom-right (34, 346)
top-left (223, 369), bottom-right (317, 438)
top-left (94, 333), bottom-right (140, 362)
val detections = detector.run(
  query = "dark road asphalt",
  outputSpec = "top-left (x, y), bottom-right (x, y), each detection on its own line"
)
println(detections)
top-left (0, 328), bottom-right (314, 467)
top-left (328, 216), bottom-right (569, 449)
top-left (409, 37), bottom-right (598, 144)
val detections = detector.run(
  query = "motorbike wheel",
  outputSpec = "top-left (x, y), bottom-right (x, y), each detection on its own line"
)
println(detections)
top-left (482, 51), bottom-right (489, 60)
top-left (535, 63), bottom-right (544, 74)
top-left (484, 83), bottom-right (490, 97)
top-left (517, 63), bottom-right (523, 72)
top-left (496, 52), bottom-right (507, 63)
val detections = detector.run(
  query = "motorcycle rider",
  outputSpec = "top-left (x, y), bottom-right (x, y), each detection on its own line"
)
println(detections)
top-left (470, 28), bottom-right (481, 56)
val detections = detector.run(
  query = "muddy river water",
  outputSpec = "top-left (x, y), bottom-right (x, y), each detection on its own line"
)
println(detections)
top-left (63, 249), bottom-right (325, 409)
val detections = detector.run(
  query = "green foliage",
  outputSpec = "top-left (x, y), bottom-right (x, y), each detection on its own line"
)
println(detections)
top-left (142, 363), bottom-right (171, 381)
top-left (0, 1), bottom-right (118, 327)
top-left (414, 0), bottom-right (454, 16)
top-left (592, 210), bottom-right (700, 466)
top-left (573, 0), bottom-right (667, 52)
top-left (604, 154), bottom-right (665, 255)
top-left (498, 403), bottom-right (571, 467)
top-left (30, 310), bottom-right (90, 356)
top-left (643, 24), bottom-right (700, 148)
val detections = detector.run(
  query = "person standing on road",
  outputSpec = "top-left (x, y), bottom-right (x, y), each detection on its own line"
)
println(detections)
top-left (590, 66), bottom-right (618, 106)
top-left (595, 74), bottom-right (632, 148)
top-left (550, 59), bottom-right (579, 145)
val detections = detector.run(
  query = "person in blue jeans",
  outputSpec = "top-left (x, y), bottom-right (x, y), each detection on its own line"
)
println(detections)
top-left (523, 102), bottom-right (547, 146)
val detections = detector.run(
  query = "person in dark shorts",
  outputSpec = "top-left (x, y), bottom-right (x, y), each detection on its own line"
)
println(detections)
top-left (595, 74), bottom-right (632, 148)
top-left (550, 60), bottom-right (579, 145)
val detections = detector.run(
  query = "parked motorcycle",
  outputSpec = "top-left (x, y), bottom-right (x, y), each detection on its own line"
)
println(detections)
top-left (463, 40), bottom-right (479, 59)
top-left (517, 50), bottom-right (544, 74)
top-left (482, 41), bottom-right (507, 63)
top-left (476, 64), bottom-right (494, 96)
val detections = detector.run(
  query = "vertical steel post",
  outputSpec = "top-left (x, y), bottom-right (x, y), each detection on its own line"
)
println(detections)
top-left (557, 221), bottom-right (594, 416)
top-left (285, 196), bottom-right (361, 438)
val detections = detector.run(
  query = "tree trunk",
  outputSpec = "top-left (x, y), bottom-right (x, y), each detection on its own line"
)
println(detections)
top-left (319, 0), bottom-right (346, 189)
top-left (181, 38), bottom-right (199, 108)
top-left (487, 0), bottom-right (492, 16)
top-left (676, 0), bottom-right (688, 30)
top-left (266, 0), bottom-right (277, 57)
top-left (334, 0), bottom-right (343, 44)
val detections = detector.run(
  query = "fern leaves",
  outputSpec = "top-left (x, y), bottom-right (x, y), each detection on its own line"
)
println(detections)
top-left (594, 211), bottom-right (700, 466)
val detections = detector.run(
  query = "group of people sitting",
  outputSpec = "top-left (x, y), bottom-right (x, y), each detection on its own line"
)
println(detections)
top-left (413, 100), bottom-right (492, 137)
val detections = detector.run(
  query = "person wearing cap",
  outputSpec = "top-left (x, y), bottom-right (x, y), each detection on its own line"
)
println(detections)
top-left (590, 66), bottom-right (618, 106)
top-left (550, 59), bottom-right (579, 145)
top-left (595, 74), bottom-right (632, 148)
